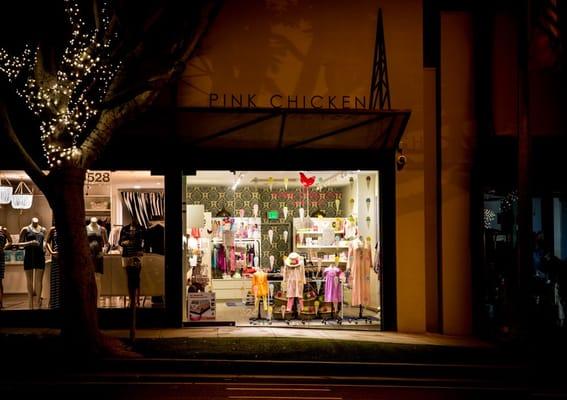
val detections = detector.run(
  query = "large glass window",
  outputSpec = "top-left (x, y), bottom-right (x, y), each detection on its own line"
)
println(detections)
top-left (183, 170), bottom-right (381, 329)
top-left (0, 170), bottom-right (164, 311)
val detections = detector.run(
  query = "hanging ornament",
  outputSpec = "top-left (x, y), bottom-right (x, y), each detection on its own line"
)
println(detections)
top-left (284, 177), bottom-right (289, 190)
top-left (283, 206), bottom-right (289, 220)
top-left (283, 230), bottom-right (288, 243)
top-left (335, 198), bottom-right (341, 214)
top-left (268, 229), bottom-right (274, 244)
top-left (269, 254), bottom-right (275, 270)
top-left (253, 204), bottom-right (259, 218)
top-left (366, 216), bottom-right (371, 228)
top-left (366, 197), bottom-right (371, 212)
top-left (349, 197), bottom-right (355, 211)
top-left (268, 176), bottom-right (274, 191)
top-left (349, 176), bottom-right (354, 190)
top-left (299, 172), bottom-right (316, 188)
top-left (366, 175), bottom-right (371, 190)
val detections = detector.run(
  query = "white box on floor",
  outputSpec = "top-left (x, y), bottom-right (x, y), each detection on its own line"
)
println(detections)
top-left (188, 292), bottom-right (216, 321)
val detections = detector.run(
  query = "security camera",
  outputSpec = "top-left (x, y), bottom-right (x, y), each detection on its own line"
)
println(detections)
top-left (396, 154), bottom-right (407, 170)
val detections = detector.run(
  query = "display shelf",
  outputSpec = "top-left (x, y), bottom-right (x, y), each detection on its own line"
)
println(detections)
top-left (311, 259), bottom-right (348, 264)
top-left (212, 238), bottom-right (261, 242)
top-left (296, 230), bottom-right (343, 235)
top-left (296, 245), bottom-right (350, 249)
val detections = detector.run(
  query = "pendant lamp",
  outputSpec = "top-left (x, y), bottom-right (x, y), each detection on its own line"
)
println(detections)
top-left (0, 177), bottom-right (13, 204)
top-left (11, 180), bottom-right (33, 209)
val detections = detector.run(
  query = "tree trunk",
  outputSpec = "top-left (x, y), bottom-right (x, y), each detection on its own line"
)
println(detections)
top-left (46, 167), bottom-right (121, 356)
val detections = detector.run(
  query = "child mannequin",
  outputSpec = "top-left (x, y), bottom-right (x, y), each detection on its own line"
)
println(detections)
top-left (252, 266), bottom-right (269, 312)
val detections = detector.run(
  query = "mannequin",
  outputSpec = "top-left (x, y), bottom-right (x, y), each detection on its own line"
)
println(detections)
top-left (251, 266), bottom-right (269, 312)
top-left (87, 217), bottom-right (108, 305)
top-left (323, 264), bottom-right (342, 315)
top-left (19, 217), bottom-right (47, 309)
top-left (0, 225), bottom-right (13, 309)
top-left (282, 252), bottom-right (306, 314)
top-left (119, 218), bottom-right (144, 341)
top-left (45, 224), bottom-right (61, 309)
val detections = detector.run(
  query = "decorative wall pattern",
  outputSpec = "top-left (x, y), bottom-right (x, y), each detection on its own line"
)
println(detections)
top-left (187, 185), bottom-right (348, 270)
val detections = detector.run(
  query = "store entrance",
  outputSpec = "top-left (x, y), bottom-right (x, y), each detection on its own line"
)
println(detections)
top-left (183, 170), bottom-right (381, 329)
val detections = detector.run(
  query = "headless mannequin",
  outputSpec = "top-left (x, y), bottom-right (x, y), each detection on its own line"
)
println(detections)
top-left (252, 267), bottom-right (269, 313)
top-left (19, 217), bottom-right (46, 309)
top-left (87, 217), bottom-right (108, 305)
top-left (0, 225), bottom-right (13, 309)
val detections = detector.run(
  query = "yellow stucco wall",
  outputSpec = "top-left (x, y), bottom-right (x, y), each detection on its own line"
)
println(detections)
top-left (440, 12), bottom-right (474, 335)
top-left (178, 0), bottom-right (426, 333)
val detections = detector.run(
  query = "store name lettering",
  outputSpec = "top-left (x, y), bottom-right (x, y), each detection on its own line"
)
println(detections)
top-left (270, 192), bottom-right (342, 200)
top-left (209, 93), bottom-right (368, 110)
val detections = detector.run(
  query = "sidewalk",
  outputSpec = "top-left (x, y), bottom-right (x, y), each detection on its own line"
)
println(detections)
top-left (1, 326), bottom-right (510, 365)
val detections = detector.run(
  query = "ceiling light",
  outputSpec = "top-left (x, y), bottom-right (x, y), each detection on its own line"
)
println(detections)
top-left (134, 185), bottom-right (141, 189)
top-left (0, 177), bottom-right (13, 204)
top-left (11, 180), bottom-right (33, 209)
top-left (231, 173), bottom-right (243, 191)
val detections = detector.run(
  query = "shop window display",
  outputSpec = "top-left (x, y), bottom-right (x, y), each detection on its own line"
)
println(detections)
top-left (183, 170), bottom-right (382, 329)
top-left (0, 170), bottom-right (164, 311)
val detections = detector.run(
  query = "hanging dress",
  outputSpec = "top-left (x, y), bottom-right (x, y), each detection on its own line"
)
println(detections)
top-left (0, 229), bottom-right (8, 280)
top-left (48, 229), bottom-right (62, 309)
top-left (87, 225), bottom-right (106, 274)
top-left (348, 244), bottom-right (372, 306)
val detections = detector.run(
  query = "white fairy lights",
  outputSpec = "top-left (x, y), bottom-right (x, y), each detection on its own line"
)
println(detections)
top-left (0, 0), bottom-right (120, 167)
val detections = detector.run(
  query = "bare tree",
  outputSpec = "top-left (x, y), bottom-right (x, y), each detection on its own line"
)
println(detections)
top-left (0, 0), bottom-right (222, 356)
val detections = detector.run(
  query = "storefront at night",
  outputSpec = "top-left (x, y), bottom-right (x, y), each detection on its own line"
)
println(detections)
top-left (6, 0), bottom-right (554, 340)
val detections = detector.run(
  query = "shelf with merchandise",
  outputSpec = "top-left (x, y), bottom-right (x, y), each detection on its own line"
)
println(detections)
top-left (296, 245), bottom-right (350, 249)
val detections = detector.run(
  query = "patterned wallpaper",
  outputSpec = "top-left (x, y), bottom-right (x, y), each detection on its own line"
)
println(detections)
top-left (187, 185), bottom-right (348, 270)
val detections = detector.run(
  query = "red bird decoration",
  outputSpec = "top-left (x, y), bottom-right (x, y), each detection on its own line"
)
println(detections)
top-left (299, 172), bottom-right (316, 188)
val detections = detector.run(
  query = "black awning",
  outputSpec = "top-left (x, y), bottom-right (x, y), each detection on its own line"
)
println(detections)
top-left (175, 107), bottom-right (411, 151)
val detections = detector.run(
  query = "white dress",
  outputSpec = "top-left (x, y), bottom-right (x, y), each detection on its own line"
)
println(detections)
top-left (282, 264), bottom-right (306, 298)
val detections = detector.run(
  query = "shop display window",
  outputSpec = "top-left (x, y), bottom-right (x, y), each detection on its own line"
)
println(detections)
top-left (183, 170), bottom-right (382, 329)
top-left (0, 170), bottom-right (164, 311)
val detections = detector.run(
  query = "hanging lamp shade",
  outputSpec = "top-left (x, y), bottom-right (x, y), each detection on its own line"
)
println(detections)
top-left (0, 177), bottom-right (13, 204)
top-left (11, 181), bottom-right (33, 209)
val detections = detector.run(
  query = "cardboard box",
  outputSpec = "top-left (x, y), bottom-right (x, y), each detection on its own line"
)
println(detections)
top-left (188, 292), bottom-right (216, 321)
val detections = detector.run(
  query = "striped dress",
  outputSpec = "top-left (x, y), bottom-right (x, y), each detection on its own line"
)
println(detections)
top-left (49, 229), bottom-right (63, 309)
top-left (0, 230), bottom-right (7, 280)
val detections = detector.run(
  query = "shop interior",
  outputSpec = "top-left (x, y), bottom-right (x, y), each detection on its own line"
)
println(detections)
top-left (0, 170), bottom-right (165, 311)
top-left (183, 170), bottom-right (381, 329)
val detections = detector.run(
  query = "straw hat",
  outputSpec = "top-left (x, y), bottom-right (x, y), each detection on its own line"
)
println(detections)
top-left (284, 252), bottom-right (303, 268)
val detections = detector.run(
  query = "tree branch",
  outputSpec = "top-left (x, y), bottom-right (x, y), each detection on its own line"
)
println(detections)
top-left (79, 91), bottom-right (155, 168)
top-left (102, 0), bottom-right (223, 110)
top-left (99, 73), bottom-right (170, 109)
top-left (0, 101), bottom-right (49, 195)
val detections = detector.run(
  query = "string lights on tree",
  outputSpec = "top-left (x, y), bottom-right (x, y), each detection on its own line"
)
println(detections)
top-left (0, 0), bottom-right (120, 167)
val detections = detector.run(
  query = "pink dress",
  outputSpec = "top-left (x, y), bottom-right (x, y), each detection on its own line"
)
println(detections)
top-left (283, 264), bottom-right (306, 298)
top-left (348, 245), bottom-right (372, 306)
top-left (323, 266), bottom-right (342, 303)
